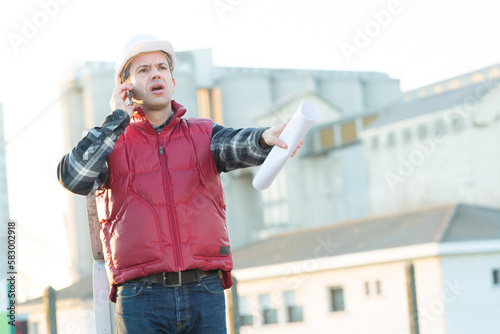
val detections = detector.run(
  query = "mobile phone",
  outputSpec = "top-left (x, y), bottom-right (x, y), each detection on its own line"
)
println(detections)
top-left (126, 91), bottom-right (133, 106)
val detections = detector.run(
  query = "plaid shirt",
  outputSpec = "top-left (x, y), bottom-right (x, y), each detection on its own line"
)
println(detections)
top-left (57, 109), bottom-right (271, 195)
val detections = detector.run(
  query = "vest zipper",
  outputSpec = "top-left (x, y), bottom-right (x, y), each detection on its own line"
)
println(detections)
top-left (158, 142), bottom-right (183, 271)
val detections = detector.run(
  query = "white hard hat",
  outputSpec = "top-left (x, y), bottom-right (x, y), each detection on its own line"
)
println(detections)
top-left (114, 34), bottom-right (176, 85)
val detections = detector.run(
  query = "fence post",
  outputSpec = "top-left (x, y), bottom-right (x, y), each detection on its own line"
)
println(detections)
top-left (86, 192), bottom-right (115, 333)
top-left (231, 276), bottom-right (240, 334)
top-left (44, 286), bottom-right (57, 334)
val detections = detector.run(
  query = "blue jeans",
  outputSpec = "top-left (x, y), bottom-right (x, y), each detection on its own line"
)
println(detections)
top-left (115, 274), bottom-right (227, 333)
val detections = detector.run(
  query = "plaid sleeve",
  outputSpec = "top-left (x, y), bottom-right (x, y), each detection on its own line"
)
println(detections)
top-left (57, 109), bottom-right (130, 195)
top-left (211, 123), bottom-right (272, 173)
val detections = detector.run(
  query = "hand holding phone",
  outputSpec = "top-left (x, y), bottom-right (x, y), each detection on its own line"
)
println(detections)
top-left (126, 91), bottom-right (133, 106)
top-left (110, 83), bottom-right (135, 117)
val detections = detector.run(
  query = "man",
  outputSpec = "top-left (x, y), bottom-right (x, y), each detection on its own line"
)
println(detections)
top-left (58, 35), bottom-right (298, 333)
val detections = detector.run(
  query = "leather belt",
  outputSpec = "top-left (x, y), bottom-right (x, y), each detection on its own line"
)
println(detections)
top-left (134, 269), bottom-right (220, 287)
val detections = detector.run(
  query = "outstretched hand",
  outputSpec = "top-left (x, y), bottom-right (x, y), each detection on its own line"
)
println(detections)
top-left (260, 120), bottom-right (303, 157)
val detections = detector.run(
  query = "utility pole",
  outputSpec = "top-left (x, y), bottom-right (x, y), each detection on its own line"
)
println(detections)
top-left (406, 262), bottom-right (420, 334)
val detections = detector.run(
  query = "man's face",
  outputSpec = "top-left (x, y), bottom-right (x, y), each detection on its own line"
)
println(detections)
top-left (127, 52), bottom-right (175, 111)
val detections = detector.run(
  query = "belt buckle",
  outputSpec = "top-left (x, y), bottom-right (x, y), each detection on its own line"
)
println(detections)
top-left (163, 271), bottom-right (182, 287)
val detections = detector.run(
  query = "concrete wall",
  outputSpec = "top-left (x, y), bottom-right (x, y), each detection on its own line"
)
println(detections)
top-left (272, 74), bottom-right (308, 101)
top-left (172, 72), bottom-right (198, 118)
top-left (328, 143), bottom-right (369, 221)
top-left (363, 78), bottom-right (401, 112)
top-left (363, 86), bottom-right (500, 217)
top-left (287, 153), bottom-right (348, 229)
top-left (318, 78), bottom-right (364, 115)
top-left (224, 171), bottom-right (265, 249)
top-left (217, 74), bottom-right (273, 128)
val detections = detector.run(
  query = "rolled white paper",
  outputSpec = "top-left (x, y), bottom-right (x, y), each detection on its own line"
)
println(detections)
top-left (253, 100), bottom-right (318, 190)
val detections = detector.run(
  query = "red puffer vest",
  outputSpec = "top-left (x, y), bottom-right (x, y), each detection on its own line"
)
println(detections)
top-left (96, 101), bottom-right (232, 302)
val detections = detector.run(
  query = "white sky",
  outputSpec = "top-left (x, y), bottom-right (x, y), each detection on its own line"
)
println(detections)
top-left (0, 0), bottom-right (500, 136)
top-left (1, 0), bottom-right (500, 298)
top-left (2, 0), bottom-right (500, 136)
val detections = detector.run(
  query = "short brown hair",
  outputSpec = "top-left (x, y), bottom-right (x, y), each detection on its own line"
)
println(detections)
top-left (121, 51), bottom-right (173, 83)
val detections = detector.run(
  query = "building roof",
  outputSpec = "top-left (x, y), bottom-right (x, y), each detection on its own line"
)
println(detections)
top-left (402, 63), bottom-right (500, 102)
top-left (233, 203), bottom-right (500, 269)
top-left (367, 80), bottom-right (500, 129)
top-left (19, 204), bottom-right (500, 303)
top-left (19, 276), bottom-right (93, 306)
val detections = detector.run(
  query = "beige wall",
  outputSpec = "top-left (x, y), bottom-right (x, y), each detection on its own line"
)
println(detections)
top-left (234, 256), bottom-right (446, 334)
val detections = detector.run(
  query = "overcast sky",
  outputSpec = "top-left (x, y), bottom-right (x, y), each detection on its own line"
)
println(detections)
top-left (2, 0), bottom-right (500, 137)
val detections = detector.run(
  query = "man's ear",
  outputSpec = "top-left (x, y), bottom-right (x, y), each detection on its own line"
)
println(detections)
top-left (172, 77), bottom-right (176, 94)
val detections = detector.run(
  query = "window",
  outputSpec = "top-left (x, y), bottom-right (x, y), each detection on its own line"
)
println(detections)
top-left (329, 287), bottom-right (345, 312)
top-left (451, 115), bottom-right (465, 132)
top-left (449, 80), bottom-right (460, 90)
top-left (211, 87), bottom-right (224, 125)
top-left (434, 84), bottom-right (444, 93)
top-left (402, 128), bottom-right (411, 144)
top-left (493, 269), bottom-right (499, 285)
top-left (15, 320), bottom-right (28, 334)
top-left (371, 136), bottom-right (379, 151)
top-left (434, 119), bottom-right (446, 138)
top-left (386, 132), bottom-right (396, 148)
top-left (472, 72), bottom-right (483, 83)
top-left (364, 281), bottom-right (370, 296)
top-left (490, 67), bottom-right (500, 79)
top-left (362, 114), bottom-right (378, 128)
top-left (259, 294), bottom-right (278, 325)
top-left (238, 296), bottom-right (254, 326)
top-left (261, 172), bottom-right (289, 228)
top-left (365, 281), bottom-right (381, 296)
top-left (376, 280), bottom-right (382, 295)
top-left (417, 124), bottom-right (427, 140)
top-left (196, 89), bottom-right (210, 119)
top-left (283, 291), bottom-right (303, 323)
top-left (240, 314), bottom-right (254, 326)
top-left (320, 126), bottom-right (335, 149)
top-left (196, 87), bottom-right (224, 124)
top-left (340, 121), bottom-right (357, 144)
